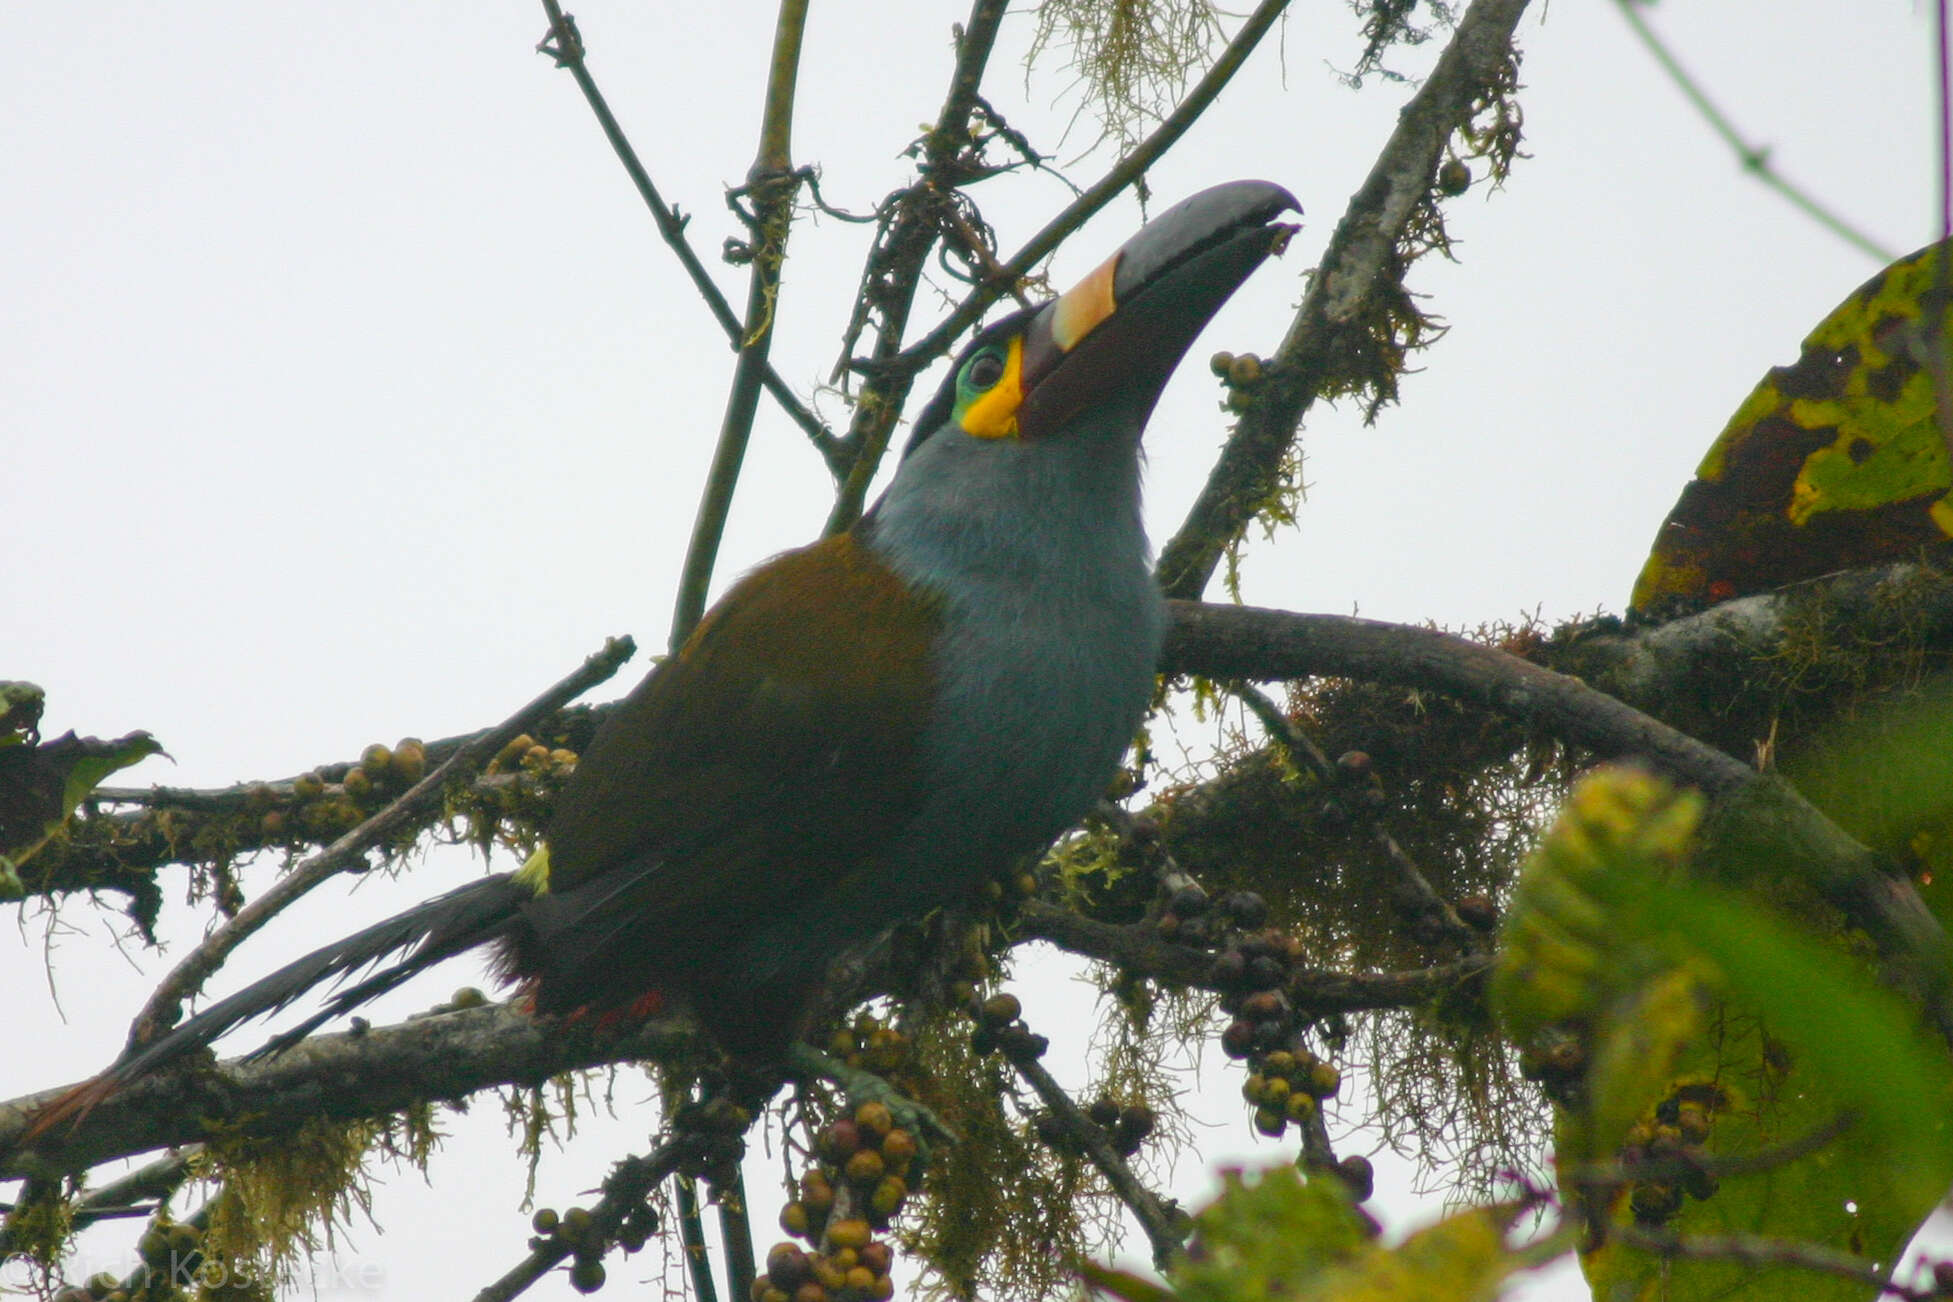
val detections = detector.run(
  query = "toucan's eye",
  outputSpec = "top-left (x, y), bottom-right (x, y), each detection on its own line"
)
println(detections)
top-left (964, 350), bottom-right (1006, 391)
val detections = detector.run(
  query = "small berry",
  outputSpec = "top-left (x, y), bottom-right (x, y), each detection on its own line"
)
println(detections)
top-left (844, 1148), bottom-right (885, 1187)
top-left (854, 1101), bottom-right (893, 1140)
top-left (1226, 353), bottom-right (1263, 388)
top-left (1336, 1154), bottom-right (1376, 1202)
top-left (767, 1243), bottom-right (812, 1289)
top-left (980, 993), bottom-right (1021, 1027)
top-left (820, 1121), bottom-right (862, 1161)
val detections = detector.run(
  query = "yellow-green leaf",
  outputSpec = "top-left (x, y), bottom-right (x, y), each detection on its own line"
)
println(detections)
top-left (1631, 239), bottom-right (1953, 618)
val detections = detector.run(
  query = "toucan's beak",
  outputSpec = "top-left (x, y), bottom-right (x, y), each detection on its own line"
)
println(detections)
top-left (1018, 180), bottom-right (1300, 436)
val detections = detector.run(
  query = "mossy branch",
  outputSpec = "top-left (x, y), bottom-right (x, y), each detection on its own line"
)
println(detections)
top-left (1, 1004), bottom-right (695, 1180)
top-left (1156, 0), bottom-right (1533, 600)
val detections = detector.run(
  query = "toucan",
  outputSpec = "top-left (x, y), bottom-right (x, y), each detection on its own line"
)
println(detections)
top-left (37, 180), bottom-right (1299, 1126)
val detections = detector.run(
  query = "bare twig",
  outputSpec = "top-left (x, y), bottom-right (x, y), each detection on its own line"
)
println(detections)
top-left (670, 0), bottom-right (811, 645)
top-left (897, 0), bottom-right (1293, 371)
top-left (1610, 0), bottom-right (1895, 263)
top-left (534, 2), bottom-right (835, 461)
top-left (997, 1018), bottom-right (1186, 1271)
top-left (718, 1172), bottom-right (757, 1302)
top-left (677, 1179), bottom-right (721, 1302)
top-left (825, 0), bottom-right (1289, 533)
top-left (475, 1135), bottom-right (706, 1302)
top-left (1157, 0), bottom-right (1532, 600)
top-left (119, 637), bottom-right (635, 1056)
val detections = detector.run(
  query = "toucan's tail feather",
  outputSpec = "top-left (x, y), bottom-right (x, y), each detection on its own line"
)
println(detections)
top-left (21, 873), bottom-right (528, 1143)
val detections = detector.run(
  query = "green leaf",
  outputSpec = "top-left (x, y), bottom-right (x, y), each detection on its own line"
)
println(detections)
top-left (1496, 766), bottom-right (1953, 1300)
top-left (1173, 1166), bottom-right (1373, 1300)
top-left (1090, 1166), bottom-right (1524, 1302)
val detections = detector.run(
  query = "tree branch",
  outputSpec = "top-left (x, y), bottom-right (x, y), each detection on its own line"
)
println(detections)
top-left (1016, 900), bottom-right (1491, 1012)
top-left (2, 1002), bottom-right (695, 1178)
top-left (819, 0), bottom-right (1011, 534)
top-left (997, 1015), bottom-right (1186, 1272)
top-left (1157, 0), bottom-right (1532, 600)
top-left (534, 2), bottom-right (836, 462)
top-left (1161, 601), bottom-right (1953, 1043)
top-left (1612, 1223), bottom-right (1935, 1301)
top-left (119, 637), bottom-right (634, 1057)
top-left (475, 1133), bottom-right (705, 1302)
top-left (670, 0), bottom-right (812, 645)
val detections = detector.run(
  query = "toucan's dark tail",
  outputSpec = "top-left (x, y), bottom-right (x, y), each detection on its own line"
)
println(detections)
top-left (23, 873), bottom-right (530, 1141)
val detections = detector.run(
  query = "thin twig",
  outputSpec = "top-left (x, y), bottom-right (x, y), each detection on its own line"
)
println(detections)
top-left (820, 0), bottom-right (1013, 534)
top-left (120, 637), bottom-right (635, 1055)
top-left (1158, 0), bottom-right (1531, 600)
top-left (533, 2), bottom-right (836, 461)
top-left (1231, 681), bottom-right (1481, 951)
top-left (1611, 0), bottom-right (1895, 264)
top-left (677, 1178), bottom-right (721, 1302)
top-left (670, 0), bottom-right (811, 646)
top-left (997, 1019), bottom-right (1186, 1271)
top-left (894, 0), bottom-right (1293, 373)
top-left (1557, 1111), bottom-right (1853, 1191)
top-left (1018, 900), bottom-right (1489, 1015)
top-left (475, 1136), bottom-right (706, 1302)
top-left (717, 1169), bottom-right (757, 1302)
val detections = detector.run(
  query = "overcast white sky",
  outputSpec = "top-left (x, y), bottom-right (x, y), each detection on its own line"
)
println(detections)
top-left (3, 2), bottom-right (1943, 1299)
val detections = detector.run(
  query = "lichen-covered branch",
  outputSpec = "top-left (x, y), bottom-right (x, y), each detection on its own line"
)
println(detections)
top-left (1161, 599), bottom-right (1953, 1043)
top-left (1157, 0), bottom-right (1532, 599)
top-left (1, 1004), bottom-right (696, 1179)
top-left (1017, 900), bottom-right (1491, 1011)
top-left (35, 562), bottom-right (1953, 927)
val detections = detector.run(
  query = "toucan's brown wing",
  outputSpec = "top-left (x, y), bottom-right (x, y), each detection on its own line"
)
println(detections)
top-left (515, 532), bottom-right (939, 1008)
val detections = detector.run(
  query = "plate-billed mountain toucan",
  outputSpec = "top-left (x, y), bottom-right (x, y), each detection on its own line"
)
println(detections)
top-left (39, 180), bottom-right (1299, 1125)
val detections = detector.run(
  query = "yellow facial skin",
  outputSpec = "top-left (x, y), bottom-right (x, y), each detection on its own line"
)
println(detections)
top-left (957, 334), bottom-right (1026, 440)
